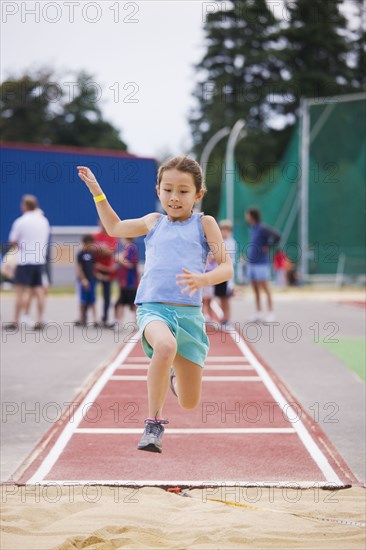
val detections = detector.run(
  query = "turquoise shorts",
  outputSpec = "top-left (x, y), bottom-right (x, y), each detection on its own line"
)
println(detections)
top-left (136, 302), bottom-right (210, 368)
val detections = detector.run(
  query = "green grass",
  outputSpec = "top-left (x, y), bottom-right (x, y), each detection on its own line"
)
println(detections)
top-left (1, 285), bottom-right (121, 298)
top-left (48, 286), bottom-right (75, 295)
top-left (321, 339), bottom-right (366, 382)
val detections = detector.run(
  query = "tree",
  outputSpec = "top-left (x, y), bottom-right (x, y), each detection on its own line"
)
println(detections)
top-left (348, 0), bottom-right (366, 90)
top-left (0, 70), bottom-right (127, 150)
top-left (278, 0), bottom-right (357, 116)
top-left (190, 0), bottom-right (364, 216)
top-left (0, 71), bottom-right (55, 144)
top-left (52, 72), bottom-right (126, 149)
top-left (190, 0), bottom-right (290, 215)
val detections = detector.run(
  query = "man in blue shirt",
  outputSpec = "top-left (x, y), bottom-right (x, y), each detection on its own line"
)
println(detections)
top-left (245, 207), bottom-right (279, 322)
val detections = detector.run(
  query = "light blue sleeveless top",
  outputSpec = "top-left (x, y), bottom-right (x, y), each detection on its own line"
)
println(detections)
top-left (135, 212), bottom-right (210, 306)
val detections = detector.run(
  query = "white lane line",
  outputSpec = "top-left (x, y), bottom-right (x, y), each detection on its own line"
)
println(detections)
top-left (27, 338), bottom-right (140, 484)
top-left (202, 375), bottom-right (261, 382)
top-left (74, 428), bottom-right (296, 434)
top-left (206, 356), bottom-right (250, 362)
top-left (201, 365), bottom-right (254, 371)
top-left (111, 375), bottom-right (146, 381)
top-left (122, 357), bottom-right (149, 363)
top-left (110, 375), bottom-right (261, 382)
top-left (230, 332), bottom-right (343, 485)
top-left (211, 298), bottom-right (225, 320)
top-left (123, 356), bottom-right (249, 363)
top-left (116, 364), bottom-right (255, 371)
top-left (119, 363), bottom-right (149, 367)
top-left (40, 480), bottom-right (343, 488)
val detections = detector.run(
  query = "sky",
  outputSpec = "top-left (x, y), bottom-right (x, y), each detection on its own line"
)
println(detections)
top-left (1, 0), bottom-right (361, 159)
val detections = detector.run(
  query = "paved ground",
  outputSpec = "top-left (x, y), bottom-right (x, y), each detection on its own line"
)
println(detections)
top-left (1, 288), bottom-right (365, 483)
top-left (231, 287), bottom-right (366, 484)
top-left (1, 293), bottom-right (136, 481)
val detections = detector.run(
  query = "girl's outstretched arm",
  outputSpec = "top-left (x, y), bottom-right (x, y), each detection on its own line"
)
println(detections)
top-left (77, 166), bottom-right (159, 237)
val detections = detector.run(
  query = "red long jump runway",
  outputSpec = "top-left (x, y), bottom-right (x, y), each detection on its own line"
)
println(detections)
top-left (11, 328), bottom-right (357, 488)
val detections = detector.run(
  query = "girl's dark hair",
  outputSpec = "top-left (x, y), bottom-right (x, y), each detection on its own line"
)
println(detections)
top-left (247, 207), bottom-right (261, 223)
top-left (157, 156), bottom-right (206, 194)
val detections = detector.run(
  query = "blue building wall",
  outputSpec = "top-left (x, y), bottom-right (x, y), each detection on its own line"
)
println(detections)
top-left (1, 144), bottom-right (158, 259)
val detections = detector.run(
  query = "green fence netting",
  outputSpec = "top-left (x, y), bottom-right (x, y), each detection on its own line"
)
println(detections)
top-left (218, 97), bottom-right (366, 277)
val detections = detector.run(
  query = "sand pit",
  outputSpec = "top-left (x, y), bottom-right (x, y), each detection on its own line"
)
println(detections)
top-left (1, 485), bottom-right (365, 549)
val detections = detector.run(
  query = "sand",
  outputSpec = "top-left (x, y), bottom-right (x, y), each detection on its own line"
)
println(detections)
top-left (1, 485), bottom-right (365, 549)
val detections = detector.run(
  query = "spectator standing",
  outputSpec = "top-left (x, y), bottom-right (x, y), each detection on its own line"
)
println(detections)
top-left (75, 235), bottom-right (98, 326)
top-left (5, 195), bottom-right (50, 330)
top-left (273, 249), bottom-right (288, 288)
top-left (214, 220), bottom-right (237, 328)
top-left (245, 207), bottom-right (280, 322)
top-left (94, 221), bottom-right (118, 327)
top-left (22, 208), bottom-right (51, 326)
top-left (114, 238), bottom-right (139, 326)
top-left (202, 252), bottom-right (217, 322)
top-left (287, 260), bottom-right (299, 286)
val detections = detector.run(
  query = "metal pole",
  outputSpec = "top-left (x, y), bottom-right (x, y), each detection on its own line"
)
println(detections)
top-left (197, 127), bottom-right (230, 210)
top-left (200, 127), bottom-right (231, 177)
top-left (300, 98), bottom-right (310, 280)
top-left (225, 119), bottom-right (246, 224)
top-left (279, 192), bottom-right (300, 248)
top-left (335, 253), bottom-right (346, 287)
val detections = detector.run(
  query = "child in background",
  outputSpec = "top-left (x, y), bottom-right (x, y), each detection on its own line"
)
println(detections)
top-left (202, 252), bottom-right (217, 322)
top-left (214, 220), bottom-right (237, 329)
top-left (77, 157), bottom-right (233, 453)
top-left (273, 249), bottom-right (288, 287)
top-left (75, 235), bottom-right (98, 327)
top-left (94, 221), bottom-right (118, 328)
top-left (114, 237), bottom-right (139, 326)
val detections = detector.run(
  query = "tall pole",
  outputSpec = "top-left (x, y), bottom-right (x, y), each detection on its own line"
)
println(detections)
top-left (197, 127), bottom-right (230, 210)
top-left (225, 119), bottom-right (246, 224)
top-left (300, 98), bottom-right (310, 281)
top-left (200, 127), bottom-right (231, 176)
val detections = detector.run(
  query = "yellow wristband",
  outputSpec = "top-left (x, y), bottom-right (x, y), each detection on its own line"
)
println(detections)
top-left (94, 193), bottom-right (106, 203)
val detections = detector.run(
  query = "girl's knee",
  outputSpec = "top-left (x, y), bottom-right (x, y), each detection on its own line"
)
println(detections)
top-left (153, 339), bottom-right (177, 361)
top-left (179, 394), bottom-right (200, 410)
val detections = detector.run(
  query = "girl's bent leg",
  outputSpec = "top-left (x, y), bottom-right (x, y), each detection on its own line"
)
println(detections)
top-left (172, 354), bottom-right (203, 410)
top-left (144, 320), bottom-right (177, 419)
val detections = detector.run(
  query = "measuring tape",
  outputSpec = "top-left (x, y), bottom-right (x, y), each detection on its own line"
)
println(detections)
top-left (174, 490), bottom-right (366, 528)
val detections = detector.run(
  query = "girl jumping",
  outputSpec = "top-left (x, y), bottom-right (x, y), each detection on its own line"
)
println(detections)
top-left (77, 157), bottom-right (233, 453)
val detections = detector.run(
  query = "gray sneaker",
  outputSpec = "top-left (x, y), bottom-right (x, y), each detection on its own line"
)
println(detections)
top-left (137, 419), bottom-right (169, 453)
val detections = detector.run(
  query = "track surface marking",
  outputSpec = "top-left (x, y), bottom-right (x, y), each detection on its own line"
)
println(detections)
top-left (11, 328), bottom-right (358, 487)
